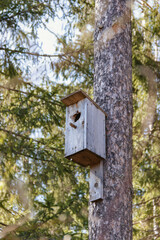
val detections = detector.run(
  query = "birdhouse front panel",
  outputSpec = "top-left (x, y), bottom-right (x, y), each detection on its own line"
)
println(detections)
top-left (65, 98), bottom-right (87, 158)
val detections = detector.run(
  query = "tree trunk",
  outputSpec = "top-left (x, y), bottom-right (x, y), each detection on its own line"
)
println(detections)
top-left (89, 0), bottom-right (133, 239)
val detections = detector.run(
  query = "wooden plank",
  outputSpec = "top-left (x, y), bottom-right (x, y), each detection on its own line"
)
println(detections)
top-left (86, 99), bottom-right (106, 160)
top-left (61, 90), bottom-right (86, 106)
top-left (65, 148), bottom-right (103, 167)
top-left (65, 99), bottom-right (86, 157)
top-left (90, 160), bottom-right (103, 201)
top-left (61, 89), bottom-right (107, 117)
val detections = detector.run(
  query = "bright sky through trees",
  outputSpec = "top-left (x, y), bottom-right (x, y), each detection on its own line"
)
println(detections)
top-left (38, 18), bottom-right (65, 54)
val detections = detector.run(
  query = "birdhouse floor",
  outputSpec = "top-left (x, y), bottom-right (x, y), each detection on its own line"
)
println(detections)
top-left (65, 148), bottom-right (104, 167)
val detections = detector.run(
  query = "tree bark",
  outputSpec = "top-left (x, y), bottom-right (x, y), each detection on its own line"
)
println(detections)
top-left (89, 0), bottom-right (133, 239)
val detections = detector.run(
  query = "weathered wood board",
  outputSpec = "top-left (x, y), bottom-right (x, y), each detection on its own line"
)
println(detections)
top-left (86, 99), bottom-right (106, 160)
top-left (61, 89), bottom-right (107, 117)
top-left (65, 99), bottom-right (86, 157)
top-left (90, 160), bottom-right (103, 201)
top-left (66, 149), bottom-right (103, 167)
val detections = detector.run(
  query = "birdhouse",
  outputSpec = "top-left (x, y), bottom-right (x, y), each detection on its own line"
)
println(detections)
top-left (61, 90), bottom-right (106, 167)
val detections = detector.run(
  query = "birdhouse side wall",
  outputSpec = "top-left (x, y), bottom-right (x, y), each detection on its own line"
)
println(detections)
top-left (86, 99), bottom-right (106, 160)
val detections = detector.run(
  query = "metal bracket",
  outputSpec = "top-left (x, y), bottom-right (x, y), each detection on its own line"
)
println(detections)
top-left (90, 160), bottom-right (103, 202)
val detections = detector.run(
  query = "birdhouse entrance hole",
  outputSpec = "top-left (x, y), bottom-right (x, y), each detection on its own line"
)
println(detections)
top-left (71, 111), bottom-right (81, 122)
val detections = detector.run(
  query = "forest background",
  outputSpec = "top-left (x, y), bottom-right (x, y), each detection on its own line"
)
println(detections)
top-left (0, 0), bottom-right (160, 239)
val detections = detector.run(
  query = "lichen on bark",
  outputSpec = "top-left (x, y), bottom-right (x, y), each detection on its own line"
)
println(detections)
top-left (89, 0), bottom-right (133, 239)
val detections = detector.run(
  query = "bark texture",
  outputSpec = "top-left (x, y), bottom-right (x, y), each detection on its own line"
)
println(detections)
top-left (89, 0), bottom-right (132, 239)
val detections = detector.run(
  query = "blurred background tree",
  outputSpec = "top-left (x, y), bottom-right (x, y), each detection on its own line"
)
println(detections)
top-left (0, 0), bottom-right (160, 239)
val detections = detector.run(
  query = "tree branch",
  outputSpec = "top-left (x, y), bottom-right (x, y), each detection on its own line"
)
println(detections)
top-left (0, 128), bottom-right (63, 151)
top-left (0, 85), bottom-right (62, 106)
top-left (134, 195), bottom-right (160, 207)
top-left (0, 222), bottom-right (8, 226)
top-left (0, 47), bottom-right (64, 58)
top-left (133, 213), bottom-right (160, 225)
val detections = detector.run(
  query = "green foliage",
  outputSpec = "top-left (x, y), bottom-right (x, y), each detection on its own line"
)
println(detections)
top-left (132, 2), bottom-right (160, 239)
top-left (0, 0), bottom-right (91, 239)
top-left (0, 80), bottom-right (89, 239)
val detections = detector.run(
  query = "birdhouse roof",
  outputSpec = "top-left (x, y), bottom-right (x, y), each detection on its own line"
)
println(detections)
top-left (61, 89), bottom-right (107, 117)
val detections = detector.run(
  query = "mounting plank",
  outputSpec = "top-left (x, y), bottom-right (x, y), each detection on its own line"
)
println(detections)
top-left (90, 160), bottom-right (103, 201)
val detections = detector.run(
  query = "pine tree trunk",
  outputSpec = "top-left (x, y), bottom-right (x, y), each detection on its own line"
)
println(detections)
top-left (89, 0), bottom-right (133, 239)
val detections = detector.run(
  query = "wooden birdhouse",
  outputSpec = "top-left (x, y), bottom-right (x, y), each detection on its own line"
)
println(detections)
top-left (61, 90), bottom-right (106, 167)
